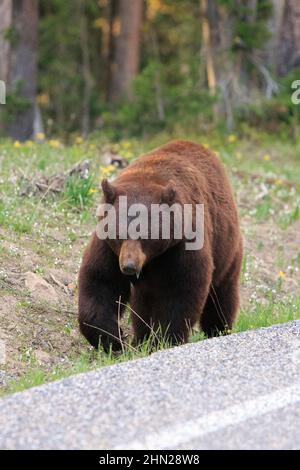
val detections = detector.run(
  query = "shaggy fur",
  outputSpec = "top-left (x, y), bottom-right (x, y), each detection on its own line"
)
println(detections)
top-left (78, 140), bottom-right (243, 351)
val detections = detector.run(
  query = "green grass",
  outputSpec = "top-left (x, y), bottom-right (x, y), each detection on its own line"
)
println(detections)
top-left (2, 332), bottom-right (174, 395)
top-left (240, 254), bottom-right (248, 285)
top-left (235, 296), bottom-right (300, 332)
top-left (65, 175), bottom-right (95, 209)
top-left (0, 132), bottom-right (299, 234)
top-left (279, 206), bottom-right (300, 230)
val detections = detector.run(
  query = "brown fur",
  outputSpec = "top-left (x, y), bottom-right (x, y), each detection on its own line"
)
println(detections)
top-left (78, 140), bottom-right (243, 351)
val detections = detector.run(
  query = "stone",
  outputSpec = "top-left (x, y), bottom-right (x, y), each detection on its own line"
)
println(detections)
top-left (24, 272), bottom-right (58, 303)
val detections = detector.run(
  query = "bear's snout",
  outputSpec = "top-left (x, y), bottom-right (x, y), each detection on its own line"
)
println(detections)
top-left (119, 240), bottom-right (146, 278)
top-left (121, 260), bottom-right (139, 276)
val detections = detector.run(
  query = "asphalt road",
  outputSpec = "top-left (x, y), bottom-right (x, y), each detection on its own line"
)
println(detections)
top-left (0, 321), bottom-right (299, 450)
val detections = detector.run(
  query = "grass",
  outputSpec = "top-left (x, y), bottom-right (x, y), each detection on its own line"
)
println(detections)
top-left (0, 129), bottom-right (300, 395)
top-left (235, 295), bottom-right (300, 332)
top-left (65, 175), bottom-right (95, 209)
top-left (3, 332), bottom-right (174, 395)
top-left (279, 206), bottom-right (300, 230)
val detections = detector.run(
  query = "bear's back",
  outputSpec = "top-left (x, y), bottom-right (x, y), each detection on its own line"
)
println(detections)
top-left (119, 140), bottom-right (230, 201)
top-left (119, 140), bottom-right (217, 185)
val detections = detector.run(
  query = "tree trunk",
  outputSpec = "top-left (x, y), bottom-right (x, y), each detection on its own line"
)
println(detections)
top-left (7, 0), bottom-right (38, 140)
top-left (0, 0), bottom-right (12, 83)
top-left (200, 0), bottom-right (217, 95)
top-left (79, 0), bottom-right (93, 137)
top-left (0, 0), bottom-right (12, 131)
top-left (105, 0), bottom-right (119, 102)
top-left (266, 0), bottom-right (285, 71)
top-left (109, 0), bottom-right (143, 102)
top-left (277, 0), bottom-right (300, 75)
top-left (200, 0), bottom-right (237, 127)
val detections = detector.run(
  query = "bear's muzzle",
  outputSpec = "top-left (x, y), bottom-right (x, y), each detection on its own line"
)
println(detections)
top-left (119, 240), bottom-right (146, 278)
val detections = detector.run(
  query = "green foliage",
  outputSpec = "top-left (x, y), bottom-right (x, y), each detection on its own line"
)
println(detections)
top-left (279, 206), bottom-right (300, 230)
top-left (235, 296), bottom-right (300, 332)
top-left (103, 60), bottom-right (215, 137)
top-left (2, 82), bottom-right (31, 125)
top-left (229, 0), bottom-right (273, 51)
top-left (65, 175), bottom-right (94, 209)
top-left (33, 0), bottom-right (299, 137)
top-left (254, 196), bottom-right (272, 221)
top-left (39, 0), bottom-right (104, 134)
top-left (4, 26), bottom-right (19, 46)
top-left (5, 367), bottom-right (47, 395)
top-left (237, 70), bottom-right (300, 133)
top-left (2, 330), bottom-right (174, 396)
top-left (234, 20), bottom-right (271, 51)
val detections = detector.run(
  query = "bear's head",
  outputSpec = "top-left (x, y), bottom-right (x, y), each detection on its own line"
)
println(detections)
top-left (97, 178), bottom-right (183, 278)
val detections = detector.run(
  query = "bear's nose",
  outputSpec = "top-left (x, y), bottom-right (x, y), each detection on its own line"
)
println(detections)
top-left (121, 261), bottom-right (138, 276)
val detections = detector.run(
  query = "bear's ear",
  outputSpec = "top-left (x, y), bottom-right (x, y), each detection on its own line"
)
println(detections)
top-left (161, 185), bottom-right (176, 205)
top-left (101, 178), bottom-right (117, 204)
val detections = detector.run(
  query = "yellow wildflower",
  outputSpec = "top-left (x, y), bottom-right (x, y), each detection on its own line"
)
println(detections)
top-left (277, 271), bottom-right (286, 280)
top-left (228, 134), bottom-right (237, 143)
top-left (93, 18), bottom-right (106, 29)
top-left (100, 165), bottom-right (116, 176)
top-left (35, 132), bottom-right (45, 140)
top-left (122, 150), bottom-right (134, 159)
top-left (121, 141), bottom-right (132, 149)
top-left (14, 141), bottom-right (21, 148)
top-left (263, 154), bottom-right (271, 161)
top-left (75, 136), bottom-right (84, 145)
top-left (49, 139), bottom-right (61, 149)
top-left (88, 188), bottom-right (97, 195)
top-left (37, 94), bottom-right (50, 106)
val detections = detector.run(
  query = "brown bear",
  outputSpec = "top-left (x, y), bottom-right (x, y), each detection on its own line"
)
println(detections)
top-left (78, 140), bottom-right (243, 351)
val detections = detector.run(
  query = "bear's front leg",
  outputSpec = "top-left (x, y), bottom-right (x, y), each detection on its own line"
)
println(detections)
top-left (131, 248), bottom-right (213, 347)
top-left (78, 234), bottom-right (130, 351)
